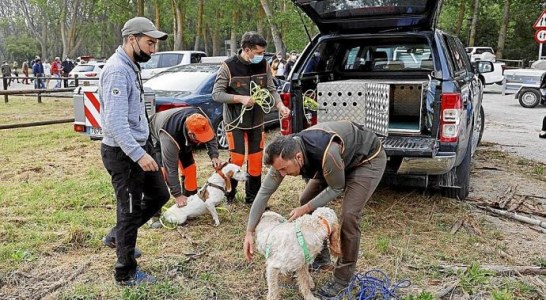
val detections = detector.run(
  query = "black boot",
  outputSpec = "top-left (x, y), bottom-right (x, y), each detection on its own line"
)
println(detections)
top-left (245, 175), bottom-right (261, 204)
top-left (310, 241), bottom-right (333, 272)
top-left (225, 177), bottom-right (238, 204)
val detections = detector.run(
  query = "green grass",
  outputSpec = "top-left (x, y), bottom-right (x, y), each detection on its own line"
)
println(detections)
top-left (1, 100), bottom-right (545, 299)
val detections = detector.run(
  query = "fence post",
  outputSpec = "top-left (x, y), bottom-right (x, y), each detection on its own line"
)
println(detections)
top-left (38, 90), bottom-right (42, 103)
top-left (3, 76), bottom-right (7, 103)
top-left (74, 74), bottom-right (79, 87)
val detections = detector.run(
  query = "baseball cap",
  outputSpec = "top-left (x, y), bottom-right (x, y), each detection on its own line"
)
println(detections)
top-left (121, 17), bottom-right (168, 40)
top-left (186, 114), bottom-right (214, 143)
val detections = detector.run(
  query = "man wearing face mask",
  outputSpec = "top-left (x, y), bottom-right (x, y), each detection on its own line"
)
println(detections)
top-left (212, 32), bottom-right (290, 204)
top-left (98, 16), bottom-right (169, 286)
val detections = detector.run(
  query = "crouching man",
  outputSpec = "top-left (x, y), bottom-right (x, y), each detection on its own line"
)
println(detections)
top-left (243, 121), bottom-right (386, 298)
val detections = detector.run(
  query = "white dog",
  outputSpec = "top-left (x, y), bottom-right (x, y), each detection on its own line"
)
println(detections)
top-left (162, 163), bottom-right (248, 226)
top-left (255, 207), bottom-right (341, 300)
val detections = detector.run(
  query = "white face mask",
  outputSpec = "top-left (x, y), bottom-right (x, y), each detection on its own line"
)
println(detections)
top-left (251, 54), bottom-right (264, 64)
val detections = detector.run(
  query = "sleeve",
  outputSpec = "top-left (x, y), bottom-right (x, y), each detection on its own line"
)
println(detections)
top-left (212, 62), bottom-right (237, 104)
top-left (266, 63), bottom-right (282, 105)
top-left (159, 132), bottom-right (183, 197)
top-left (100, 70), bottom-right (146, 162)
top-left (307, 143), bottom-right (346, 209)
top-left (205, 134), bottom-right (219, 159)
top-left (246, 167), bottom-right (284, 232)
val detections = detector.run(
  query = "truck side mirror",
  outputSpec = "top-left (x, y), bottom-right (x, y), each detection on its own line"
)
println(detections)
top-left (473, 61), bottom-right (494, 74)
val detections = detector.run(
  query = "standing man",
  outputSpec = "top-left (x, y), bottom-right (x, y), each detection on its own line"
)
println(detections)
top-left (61, 58), bottom-right (75, 87)
top-left (99, 16), bottom-right (169, 286)
top-left (32, 57), bottom-right (44, 89)
top-left (212, 31), bottom-right (290, 204)
top-left (1, 61), bottom-right (11, 88)
top-left (22, 61), bottom-right (30, 85)
top-left (149, 107), bottom-right (221, 208)
top-left (51, 57), bottom-right (62, 88)
top-left (243, 121), bottom-right (387, 298)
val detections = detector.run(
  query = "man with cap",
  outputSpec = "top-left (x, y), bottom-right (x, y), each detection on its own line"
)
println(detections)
top-left (149, 107), bottom-right (221, 210)
top-left (99, 16), bottom-right (169, 286)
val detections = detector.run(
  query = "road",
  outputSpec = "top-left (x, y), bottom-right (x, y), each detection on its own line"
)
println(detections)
top-left (481, 84), bottom-right (546, 163)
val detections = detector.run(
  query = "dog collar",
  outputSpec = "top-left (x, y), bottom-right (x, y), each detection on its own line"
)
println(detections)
top-left (318, 216), bottom-right (331, 236)
top-left (204, 182), bottom-right (227, 195)
top-left (215, 162), bottom-right (229, 179)
top-left (295, 223), bottom-right (313, 264)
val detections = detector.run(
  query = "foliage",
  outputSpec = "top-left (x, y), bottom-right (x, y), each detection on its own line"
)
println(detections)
top-left (456, 262), bottom-right (494, 295)
top-left (3, 36), bottom-right (40, 62)
top-left (403, 291), bottom-right (435, 300)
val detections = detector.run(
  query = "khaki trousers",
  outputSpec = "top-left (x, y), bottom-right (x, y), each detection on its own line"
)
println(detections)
top-left (299, 149), bottom-right (387, 284)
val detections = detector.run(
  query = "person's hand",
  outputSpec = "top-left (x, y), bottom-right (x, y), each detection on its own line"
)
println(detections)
top-left (175, 195), bottom-right (188, 208)
top-left (211, 157), bottom-right (222, 170)
top-left (288, 203), bottom-right (312, 222)
top-left (137, 153), bottom-right (159, 172)
top-left (277, 103), bottom-right (291, 118)
top-left (239, 95), bottom-right (255, 107)
top-left (243, 231), bottom-right (255, 262)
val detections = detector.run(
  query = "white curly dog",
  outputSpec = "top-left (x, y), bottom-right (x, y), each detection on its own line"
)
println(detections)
top-left (255, 207), bottom-right (341, 300)
top-left (162, 163), bottom-right (248, 226)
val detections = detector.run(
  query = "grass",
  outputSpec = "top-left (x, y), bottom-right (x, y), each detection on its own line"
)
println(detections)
top-left (1, 100), bottom-right (545, 299)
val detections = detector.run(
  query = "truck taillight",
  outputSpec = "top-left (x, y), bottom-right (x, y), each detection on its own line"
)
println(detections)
top-left (85, 73), bottom-right (97, 77)
top-left (280, 92), bottom-right (292, 135)
top-left (156, 102), bottom-right (189, 112)
top-left (74, 124), bottom-right (86, 132)
top-left (440, 93), bottom-right (462, 143)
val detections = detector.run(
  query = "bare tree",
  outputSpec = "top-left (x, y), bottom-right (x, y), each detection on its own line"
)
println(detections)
top-left (469, 0), bottom-right (479, 47)
top-left (194, 0), bottom-right (204, 50)
top-left (259, 0), bottom-right (285, 55)
top-left (454, 0), bottom-right (466, 35)
top-left (496, 0), bottom-right (511, 59)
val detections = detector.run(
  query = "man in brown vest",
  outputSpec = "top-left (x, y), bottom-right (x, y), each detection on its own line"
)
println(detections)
top-left (212, 32), bottom-right (290, 204)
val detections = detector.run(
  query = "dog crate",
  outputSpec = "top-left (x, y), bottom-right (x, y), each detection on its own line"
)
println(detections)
top-left (316, 79), bottom-right (426, 136)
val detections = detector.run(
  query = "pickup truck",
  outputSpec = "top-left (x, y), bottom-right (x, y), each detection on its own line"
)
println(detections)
top-left (282, 0), bottom-right (493, 199)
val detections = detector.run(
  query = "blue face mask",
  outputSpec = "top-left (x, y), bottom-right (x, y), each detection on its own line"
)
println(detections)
top-left (250, 54), bottom-right (264, 64)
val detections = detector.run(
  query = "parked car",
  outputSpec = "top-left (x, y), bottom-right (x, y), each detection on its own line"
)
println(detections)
top-left (465, 47), bottom-right (495, 62)
top-left (283, 0), bottom-right (493, 199)
top-left (68, 62), bottom-right (105, 86)
top-left (140, 50), bottom-right (207, 80)
top-left (143, 63), bottom-right (281, 148)
top-left (503, 61), bottom-right (546, 108)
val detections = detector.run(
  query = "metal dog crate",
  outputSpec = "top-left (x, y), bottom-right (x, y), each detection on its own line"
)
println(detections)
top-left (316, 80), bottom-right (426, 136)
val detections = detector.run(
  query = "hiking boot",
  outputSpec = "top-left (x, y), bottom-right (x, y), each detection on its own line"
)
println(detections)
top-left (309, 243), bottom-right (333, 272)
top-left (315, 278), bottom-right (348, 298)
top-left (148, 217), bottom-right (162, 229)
top-left (102, 235), bottom-right (142, 259)
top-left (540, 131), bottom-right (546, 139)
top-left (226, 195), bottom-right (235, 204)
top-left (117, 268), bottom-right (156, 286)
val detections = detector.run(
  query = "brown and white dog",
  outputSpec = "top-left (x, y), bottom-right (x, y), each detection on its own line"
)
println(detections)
top-left (255, 207), bottom-right (341, 300)
top-left (162, 163), bottom-right (248, 226)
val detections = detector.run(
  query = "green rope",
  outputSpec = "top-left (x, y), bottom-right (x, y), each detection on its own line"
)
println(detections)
top-left (224, 81), bottom-right (276, 131)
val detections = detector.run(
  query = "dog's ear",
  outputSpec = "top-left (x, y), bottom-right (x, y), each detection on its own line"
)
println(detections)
top-left (198, 188), bottom-right (209, 200)
top-left (328, 223), bottom-right (342, 258)
top-left (224, 170), bottom-right (234, 193)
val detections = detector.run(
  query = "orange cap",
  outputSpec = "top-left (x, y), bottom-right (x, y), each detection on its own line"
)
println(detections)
top-left (186, 114), bottom-right (214, 143)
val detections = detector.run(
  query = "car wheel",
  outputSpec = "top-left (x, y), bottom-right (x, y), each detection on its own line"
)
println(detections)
top-left (214, 118), bottom-right (228, 149)
top-left (518, 89), bottom-right (541, 108)
top-left (442, 132), bottom-right (473, 200)
top-left (471, 106), bottom-right (485, 155)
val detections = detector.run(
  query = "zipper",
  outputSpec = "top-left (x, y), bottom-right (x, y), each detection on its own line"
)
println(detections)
top-left (128, 190), bottom-right (133, 213)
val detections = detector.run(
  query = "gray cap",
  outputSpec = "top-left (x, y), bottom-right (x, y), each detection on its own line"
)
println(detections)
top-left (121, 17), bottom-right (168, 40)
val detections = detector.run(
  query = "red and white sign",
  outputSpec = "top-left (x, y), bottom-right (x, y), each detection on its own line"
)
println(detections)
top-left (534, 10), bottom-right (546, 29)
top-left (535, 30), bottom-right (546, 44)
top-left (84, 91), bottom-right (101, 128)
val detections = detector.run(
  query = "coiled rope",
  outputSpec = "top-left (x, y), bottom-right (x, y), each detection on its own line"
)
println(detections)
top-left (224, 81), bottom-right (276, 131)
top-left (332, 269), bottom-right (411, 300)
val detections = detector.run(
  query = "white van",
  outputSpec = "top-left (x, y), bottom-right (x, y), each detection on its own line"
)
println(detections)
top-left (465, 47), bottom-right (495, 62)
top-left (140, 50), bottom-right (207, 80)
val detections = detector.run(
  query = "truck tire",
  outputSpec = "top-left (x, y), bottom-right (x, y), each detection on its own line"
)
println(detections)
top-left (214, 118), bottom-right (228, 149)
top-left (471, 106), bottom-right (485, 154)
top-left (442, 132), bottom-right (473, 200)
top-left (518, 89), bottom-right (541, 108)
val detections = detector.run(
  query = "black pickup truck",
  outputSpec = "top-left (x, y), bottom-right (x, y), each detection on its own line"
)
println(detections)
top-left (280, 0), bottom-right (493, 199)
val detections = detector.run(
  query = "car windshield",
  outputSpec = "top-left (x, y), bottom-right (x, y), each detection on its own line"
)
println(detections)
top-left (144, 65), bottom-right (218, 91)
top-left (72, 65), bottom-right (95, 72)
top-left (140, 54), bottom-right (160, 69)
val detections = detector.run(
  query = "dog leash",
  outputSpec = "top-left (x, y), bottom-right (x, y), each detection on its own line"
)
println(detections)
top-left (332, 269), bottom-right (411, 300)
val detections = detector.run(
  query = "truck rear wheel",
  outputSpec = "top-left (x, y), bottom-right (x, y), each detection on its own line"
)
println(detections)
top-left (518, 89), bottom-right (541, 108)
top-left (214, 118), bottom-right (228, 149)
top-left (442, 132), bottom-right (473, 200)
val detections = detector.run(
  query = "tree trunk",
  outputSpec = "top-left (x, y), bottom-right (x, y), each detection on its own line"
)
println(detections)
top-left (229, 29), bottom-right (237, 56)
top-left (194, 0), bottom-right (203, 51)
top-left (137, 0), bottom-right (145, 16)
top-left (454, 1), bottom-right (466, 35)
top-left (259, 0), bottom-right (284, 55)
top-left (203, 24), bottom-right (209, 55)
top-left (173, 0), bottom-right (185, 50)
top-left (211, 11), bottom-right (222, 56)
top-left (496, 0), bottom-right (511, 59)
top-left (469, 0), bottom-right (479, 47)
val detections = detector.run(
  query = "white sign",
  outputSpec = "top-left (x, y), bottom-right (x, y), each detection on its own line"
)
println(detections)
top-left (533, 10), bottom-right (546, 29)
top-left (535, 30), bottom-right (546, 43)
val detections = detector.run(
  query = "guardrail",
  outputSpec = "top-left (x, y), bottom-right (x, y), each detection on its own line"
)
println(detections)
top-left (1, 75), bottom-right (98, 103)
top-left (497, 59), bottom-right (525, 69)
top-left (0, 87), bottom-right (75, 103)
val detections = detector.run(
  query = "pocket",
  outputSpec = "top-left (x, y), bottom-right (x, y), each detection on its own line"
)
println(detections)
top-left (226, 131), bottom-right (235, 151)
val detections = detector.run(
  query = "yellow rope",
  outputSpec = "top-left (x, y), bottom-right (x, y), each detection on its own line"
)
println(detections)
top-left (224, 81), bottom-right (276, 131)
